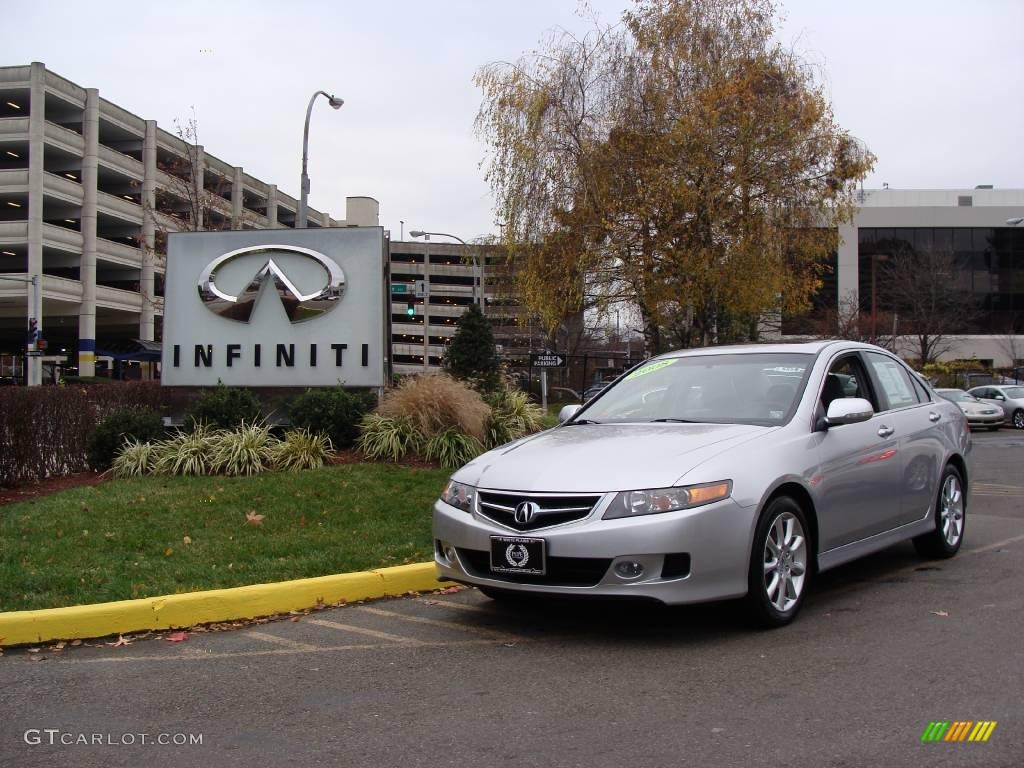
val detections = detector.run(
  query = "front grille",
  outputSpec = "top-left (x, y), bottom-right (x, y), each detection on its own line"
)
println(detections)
top-left (456, 548), bottom-right (611, 587)
top-left (477, 490), bottom-right (601, 531)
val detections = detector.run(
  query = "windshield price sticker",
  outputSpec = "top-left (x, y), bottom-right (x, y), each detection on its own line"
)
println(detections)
top-left (625, 359), bottom-right (677, 380)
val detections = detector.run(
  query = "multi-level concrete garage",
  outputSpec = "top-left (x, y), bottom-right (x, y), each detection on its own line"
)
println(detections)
top-left (0, 62), bottom-right (377, 384)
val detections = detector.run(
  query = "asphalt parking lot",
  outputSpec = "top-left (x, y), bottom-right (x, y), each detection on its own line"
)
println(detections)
top-left (2, 430), bottom-right (1024, 768)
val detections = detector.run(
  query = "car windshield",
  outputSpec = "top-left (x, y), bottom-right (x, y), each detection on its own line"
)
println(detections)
top-left (578, 353), bottom-right (813, 426)
top-left (939, 390), bottom-right (976, 403)
top-left (1003, 386), bottom-right (1024, 399)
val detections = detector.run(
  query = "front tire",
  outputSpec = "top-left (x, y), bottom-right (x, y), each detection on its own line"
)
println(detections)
top-left (913, 464), bottom-right (965, 559)
top-left (746, 496), bottom-right (811, 628)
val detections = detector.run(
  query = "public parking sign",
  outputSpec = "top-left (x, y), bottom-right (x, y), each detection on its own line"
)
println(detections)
top-left (530, 353), bottom-right (566, 368)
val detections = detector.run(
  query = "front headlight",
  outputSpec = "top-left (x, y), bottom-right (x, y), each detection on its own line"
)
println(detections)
top-left (604, 480), bottom-right (732, 520)
top-left (440, 480), bottom-right (476, 512)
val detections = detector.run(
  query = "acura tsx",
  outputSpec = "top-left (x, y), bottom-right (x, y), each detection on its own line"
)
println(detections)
top-left (432, 341), bottom-right (971, 627)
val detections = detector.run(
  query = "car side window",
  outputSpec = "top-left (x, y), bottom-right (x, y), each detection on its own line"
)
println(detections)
top-left (910, 374), bottom-right (931, 403)
top-left (820, 355), bottom-right (875, 412)
top-left (864, 352), bottom-right (921, 411)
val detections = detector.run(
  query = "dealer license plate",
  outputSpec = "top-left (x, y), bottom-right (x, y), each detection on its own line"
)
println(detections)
top-left (489, 536), bottom-right (546, 576)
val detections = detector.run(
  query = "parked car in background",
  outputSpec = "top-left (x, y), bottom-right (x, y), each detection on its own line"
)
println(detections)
top-left (967, 385), bottom-right (1024, 430)
top-left (434, 341), bottom-right (971, 628)
top-left (936, 389), bottom-right (1003, 431)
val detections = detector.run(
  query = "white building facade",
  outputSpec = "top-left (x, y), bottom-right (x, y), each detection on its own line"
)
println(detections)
top-left (788, 187), bottom-right (1024, 368)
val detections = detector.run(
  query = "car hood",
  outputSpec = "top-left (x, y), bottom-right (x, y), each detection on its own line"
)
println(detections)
top-left (455, 422), bottom-right (774, 493)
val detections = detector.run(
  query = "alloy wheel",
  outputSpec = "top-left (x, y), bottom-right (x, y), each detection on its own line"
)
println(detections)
top-left (763, 511), bottom-right (807, 613)
top-left (940, 474), bottom-right (964, 547)
top-left (1014, 410), bottom-right (1024, 430)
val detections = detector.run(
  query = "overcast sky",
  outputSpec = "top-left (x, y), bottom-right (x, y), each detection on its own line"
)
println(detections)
top-left (7, 0), bottom-right (1023, 241)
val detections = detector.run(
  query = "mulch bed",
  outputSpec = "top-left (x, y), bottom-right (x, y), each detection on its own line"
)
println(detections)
top-left (0, 471), bottom-right (107, 507)
top-left (330, 449), bottom-right (441, 471)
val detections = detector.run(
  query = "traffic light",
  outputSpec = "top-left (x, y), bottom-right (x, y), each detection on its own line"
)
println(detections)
top-left (26, 317), bottom-right (38, 345)
top-left (406, 302), bottom-right (415, 317)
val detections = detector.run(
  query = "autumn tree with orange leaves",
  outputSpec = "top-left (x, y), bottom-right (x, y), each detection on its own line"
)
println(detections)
top-left (476, 0), bottom-right (874, 355)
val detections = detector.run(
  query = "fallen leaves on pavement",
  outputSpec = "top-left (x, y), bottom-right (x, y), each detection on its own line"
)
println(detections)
top-left (930, 610), bottom-right (949, 617)
top-left (165, 631), bottom-right (189, 642)
top-left (107, 635), bottom-right (132, 647)
top-left (244, 511), bottom-right (265, 527)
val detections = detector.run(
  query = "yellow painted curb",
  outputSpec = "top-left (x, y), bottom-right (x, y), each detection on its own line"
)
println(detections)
top-left (0, 562), bottom-right (452, 647)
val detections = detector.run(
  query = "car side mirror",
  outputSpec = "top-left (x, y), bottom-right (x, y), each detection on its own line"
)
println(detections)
top-left (994, 395), bottom-right (1005, 401)
top-left (824, 397), bottom-right (874, 428)
top-left (558, 404), bottom-right (582, 423)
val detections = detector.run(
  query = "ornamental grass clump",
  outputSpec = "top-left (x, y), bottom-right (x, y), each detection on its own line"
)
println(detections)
top-left (484, 387), bottom-right (546, 448)
top-left (357, 415), bottom-right (424, 463)
top-left (377, 374), bottom-right (490, 442)
top-left (152, 423), bottom-right (220, 476)
top-left (208, 422), bottom-right (278, 476)
top-left (423, 429), bottom-right (484, 470)
top-left (271, 428), bottom-right (335, 472)
top-left (111, 438), bottom-right (157, 478)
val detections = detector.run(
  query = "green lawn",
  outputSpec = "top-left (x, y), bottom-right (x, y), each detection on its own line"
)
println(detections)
top-left (0, 464), bottom-right (450, 612)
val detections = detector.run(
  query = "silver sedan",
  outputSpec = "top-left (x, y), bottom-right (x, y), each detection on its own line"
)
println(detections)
top-left (433, 341), bottom-right (971, 627)
top-left (967, 384), bottom-right (1024, 430)
top-left (935, 388), bottom-right (1003, 430)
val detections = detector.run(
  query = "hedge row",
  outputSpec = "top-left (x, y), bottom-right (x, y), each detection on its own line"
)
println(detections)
top-left (0, 383), bottom-right (376, 487)
top-left (0, 382), bottom-right (190, 487)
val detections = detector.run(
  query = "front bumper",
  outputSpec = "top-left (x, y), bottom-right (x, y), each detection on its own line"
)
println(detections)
top-left (432, 494), bottom-right (757, 605)
top-left (965, 412), bottom-right (1003, 428)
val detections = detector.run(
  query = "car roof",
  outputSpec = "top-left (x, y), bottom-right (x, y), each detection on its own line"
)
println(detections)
top-left (654, 340), bottom-right (885, 360)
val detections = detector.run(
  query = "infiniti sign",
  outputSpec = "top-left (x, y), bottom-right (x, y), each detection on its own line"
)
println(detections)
top-left (161, 228), bottom-right (386, 388)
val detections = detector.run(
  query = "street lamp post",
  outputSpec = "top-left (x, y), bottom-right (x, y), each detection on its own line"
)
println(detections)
top-left (409, 230), bottom-right (483, 314)
top-left (298, 90), bottom-right (343, 229)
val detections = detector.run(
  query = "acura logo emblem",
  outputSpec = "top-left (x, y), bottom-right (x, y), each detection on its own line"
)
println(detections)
top-left (514, 501), bottom-right (541, 525)
top-left (197, 244), bottom-right (345, 323)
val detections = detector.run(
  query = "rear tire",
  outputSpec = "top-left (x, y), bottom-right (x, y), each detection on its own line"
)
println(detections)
top-left (746, 496), bottom-right (811, 629)
top-left (913, 464), bottom-right (965, 559)
top-left (1013, 409), bottom-right (1024, 430)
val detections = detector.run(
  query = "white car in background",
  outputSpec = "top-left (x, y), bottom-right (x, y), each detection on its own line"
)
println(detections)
top-left (935, 389), bottom-right (1003, 431)
top-left (967, 385), bottom-right (1024, 430)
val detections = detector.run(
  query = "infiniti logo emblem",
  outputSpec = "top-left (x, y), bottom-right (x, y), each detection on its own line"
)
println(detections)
top-left (514, 501), bottom-right (541, 525)
top-left (197, 244), bottom-right (346, 323)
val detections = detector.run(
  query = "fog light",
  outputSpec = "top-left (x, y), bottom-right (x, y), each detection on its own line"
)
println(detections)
top-left (443, 545), bottom-right (457, 563)
top-left (614, 561), bottom-right (645, 579)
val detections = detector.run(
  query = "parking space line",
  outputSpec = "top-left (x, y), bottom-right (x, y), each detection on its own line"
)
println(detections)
top-left (356, 605), bottom-right (524, 641)
top-left (417, 598), bottom-right (491, 614)
top-left (965, 533), bottom-right (1024, 555)
top-left (67, 638), bottom-right (508, 664)
top-left (304, 618), bottom-right (426, 645)
top-left (246, 631), bottom-right (318, 651)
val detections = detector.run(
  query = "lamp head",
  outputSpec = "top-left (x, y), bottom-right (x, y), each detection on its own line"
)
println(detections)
top-left (1007, 217), bottom-right (1023, 226)
top-left (409, 230), bottom-right (426, 238)
top-left (328, 95), bottom-right (344, 110)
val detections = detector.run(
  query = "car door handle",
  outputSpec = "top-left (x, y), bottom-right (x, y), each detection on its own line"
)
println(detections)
top-left (877, 425), bottom-right (894, 438)
top-left (928, 412), bottom-right (941, 423)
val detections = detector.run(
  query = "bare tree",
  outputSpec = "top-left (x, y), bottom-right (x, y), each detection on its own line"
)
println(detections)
top-left (817, 291), bottom-right (896, 351)
top-left (880, 248), bottom-right (976, 364)
top-left (994, 316), bottom-right (1023, 374)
